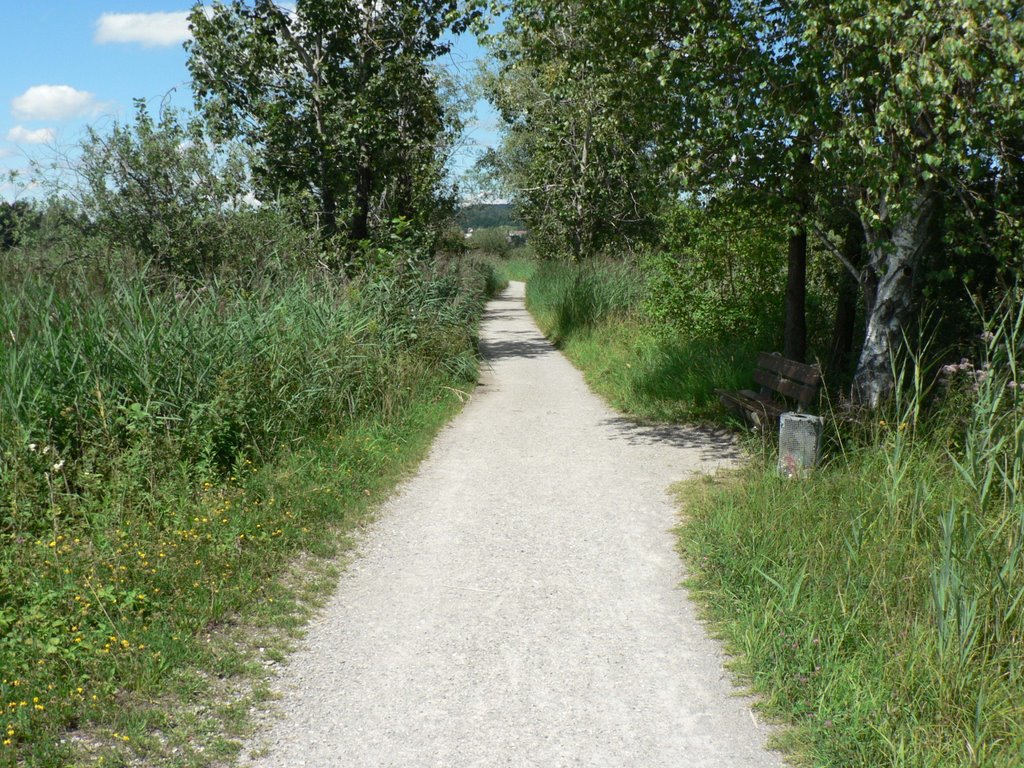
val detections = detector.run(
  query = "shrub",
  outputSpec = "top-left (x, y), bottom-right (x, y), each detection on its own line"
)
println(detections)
top-left (643, 201), bottom-right (787, 342)
top-left (466, 226), bottom-right (512, 257)
top-left (75, 101), bottom-right (248, 278)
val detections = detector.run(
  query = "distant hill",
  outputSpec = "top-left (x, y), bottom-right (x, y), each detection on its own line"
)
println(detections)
top-left (456, 203), bottom-right (522, 230)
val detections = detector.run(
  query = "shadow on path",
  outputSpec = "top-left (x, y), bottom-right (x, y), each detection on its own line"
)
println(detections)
top-left (480, 335), bottom-right (554, 362)
top-left (600, 417), bottom-right (742, 463)
top-left (478, 293), bottom-right (553, 362)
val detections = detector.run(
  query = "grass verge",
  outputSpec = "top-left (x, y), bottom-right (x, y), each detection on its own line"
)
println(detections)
top-left (525, 259), bottom-right (759, 422)
top-left (1, 255), bottom-right (495, 766)
top-left (64, 381), bottom-right (465, 767)
top-left (526, 258), bottom-right (1024, 766)
top-left (676, 319), bottom-right (1024, 766)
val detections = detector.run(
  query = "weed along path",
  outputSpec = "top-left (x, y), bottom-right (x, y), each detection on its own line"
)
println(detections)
top-left (240, 282), bottom-right (781, 767)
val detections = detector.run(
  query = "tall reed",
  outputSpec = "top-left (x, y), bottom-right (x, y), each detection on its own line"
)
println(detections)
top-left (0, 253), bottom-right (495, 763)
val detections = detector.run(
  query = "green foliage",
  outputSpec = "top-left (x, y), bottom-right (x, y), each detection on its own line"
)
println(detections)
top-left (803, 0), bottom-right (1024, 223)
top-left (0, 248), bottom-right (492, 763)
top-left (643, 201), bottom-right (787, 344)
top-left (0, 201), bottom-right (41, 251)
top-left (20, 113), bottom-right (335, 283)
top-left (483, 1), bottom-right (671, 260)
top-left (76, 101), bottom-right (248, 277)
top-left (465, 226), bottom-right (512, 256)
top-left (187, 0), bottom-right (472, 246)
top-left (678, 297), bottom-right (1024, 766)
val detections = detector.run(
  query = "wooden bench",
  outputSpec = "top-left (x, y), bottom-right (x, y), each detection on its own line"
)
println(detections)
top-left (716, 352), bottom-right (821, 429)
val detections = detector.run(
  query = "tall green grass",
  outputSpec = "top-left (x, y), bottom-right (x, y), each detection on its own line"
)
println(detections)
top-left (0, 254), bottom-right (495, 765)
top-left (2, 261), bottom-right (484, 474)
top-left (491, 252), bottom-right (537, 284)
top-left (679, 299), bottom-right (1024, 766)
top-left (525, 259), bottom-right (763, 421)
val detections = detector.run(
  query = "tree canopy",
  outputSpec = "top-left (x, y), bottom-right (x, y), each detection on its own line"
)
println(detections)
top-left (187, 0), bottom-right (475, 254)
top-left (481, 1), bottom-right (675, 261)
top-left (484, 0), bottom-right (1024, 405)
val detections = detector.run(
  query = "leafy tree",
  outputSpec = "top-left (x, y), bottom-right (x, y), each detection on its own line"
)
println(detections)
top-left (77, 101), bottom-right (247, 276)
top-left (187, 0), bottom-right (473, 254)
top-left (654, 0), bottom-right (1023, 402)
top-left (647, 0), bottom-right (841, 364)
top-left (483, 1), bottom-right (673, 260)
top-left (489, 0), bottom-right (819, 354)
top-left (802, 0), bottom-right (1024, 405)
top-left (0, 200), bottom-right (41, 251)
top-left (486, 0), bottom-right (1023, 404)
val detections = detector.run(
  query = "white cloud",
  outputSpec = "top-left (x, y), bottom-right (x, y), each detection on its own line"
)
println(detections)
top-left (12, 85), bottom-right (101, 121)
top-left (95, 11), bottom-right (191, 47)
top-left (0, 177), bottom-right (40, 203)
top-left (6, 126), bottom-right (56, 145)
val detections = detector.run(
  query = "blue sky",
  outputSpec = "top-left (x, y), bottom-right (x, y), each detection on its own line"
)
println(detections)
top-left (0, 1), bottom-right (500, 201)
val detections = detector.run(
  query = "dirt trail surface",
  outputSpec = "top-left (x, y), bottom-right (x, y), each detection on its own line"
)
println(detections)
top-left (240, 282), bottom-right (781, 767)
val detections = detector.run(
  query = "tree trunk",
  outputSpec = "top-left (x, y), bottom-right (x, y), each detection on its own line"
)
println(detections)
top-left (320, 170), bottom-right (338, 238)
top-left (784, 224), bottom-right (807, 362)
top-left (826, 218), bottom-right (863, 381)
top-left (851, 189), bottom-right (936, 407)
top-left (350, 155), bottom-right (372, 242)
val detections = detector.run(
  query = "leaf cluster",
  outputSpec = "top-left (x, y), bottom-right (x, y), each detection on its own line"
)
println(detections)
top-left (75, 100), bottom-right (249, 277)
top-left (187, 0), bottom-right (473, 246)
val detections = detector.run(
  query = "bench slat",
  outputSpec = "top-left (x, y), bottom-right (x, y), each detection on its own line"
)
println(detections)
top-left (718, 352), bottom-right (821, 427)
top-left (756, 352), bottom-right (821, 386)
top-left (753, 368), bottom-right (819, 406)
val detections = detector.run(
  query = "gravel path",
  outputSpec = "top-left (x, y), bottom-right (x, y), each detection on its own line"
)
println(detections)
top-left (240, 282), bottom-right (782, 767)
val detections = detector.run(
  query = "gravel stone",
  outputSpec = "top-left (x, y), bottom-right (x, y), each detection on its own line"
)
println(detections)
top-left (240, 282), bottom-right (782, 767)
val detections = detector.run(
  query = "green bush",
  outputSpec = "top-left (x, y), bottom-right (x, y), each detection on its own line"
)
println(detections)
top-left (76, 102), bottom-right (249, 278)
top-left (466, 226), bottom-right (512, 257)
top-left (643, 201), bottom-right (786, 343)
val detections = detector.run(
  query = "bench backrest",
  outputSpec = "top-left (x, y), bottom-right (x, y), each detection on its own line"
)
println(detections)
top-left (754, 352), bottom-right (821, 409)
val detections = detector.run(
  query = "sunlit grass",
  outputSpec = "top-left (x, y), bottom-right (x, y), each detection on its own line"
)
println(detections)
top-left (0, 254), bottom-right (496, 765)
top-left (527, 257), bottom-right (1024, 765)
